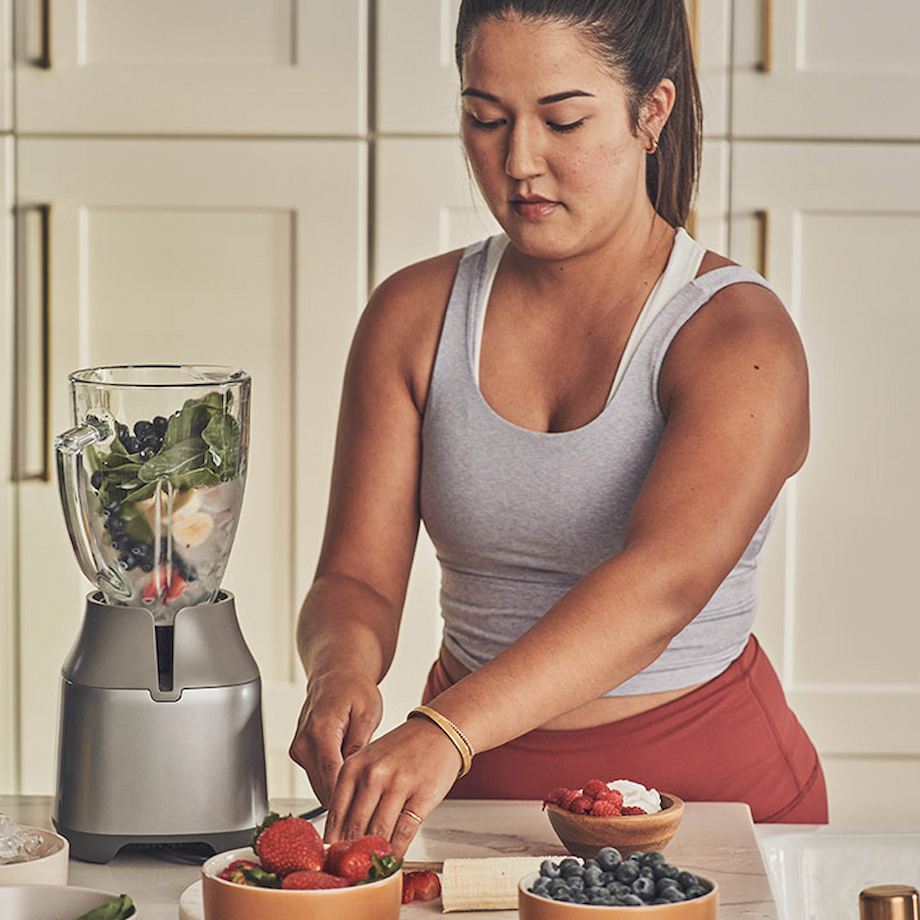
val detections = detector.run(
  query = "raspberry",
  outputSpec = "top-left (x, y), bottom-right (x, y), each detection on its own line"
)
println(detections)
top-left (621, 806), bottom-right (647, 816)
top-left (542, 786), bottom-right (571, 807)
top-left (569, 795), bottom-right (594, 815)
top-left (590, 798), bottom-right (622, 817)
top-left (604, 789), bottom-right (624, 809)
top-left (558, 789), bottom-right (582, 810)
top-left (582, 779), bottom-right (610, 800)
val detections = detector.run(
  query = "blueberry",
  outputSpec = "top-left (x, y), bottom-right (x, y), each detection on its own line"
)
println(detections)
top-left (559, 858), bottom-right (583, 878)
top-left (628, 851), bottom-right (645, 863)
top-left (641, 851), bottom-right (666, 868)
top-left (141, 562), bottom-right (153, 573)
top-left (105, 500), bottom-right (120, 514)
top-left (551, 890), bottom-right (572, 902)
top-left (614, 861), bottom-right (640, 884)
top-left (685, 885), bottom-right (706, 899)
top-left (124, 436), bottom-right (141, 454)
top-left (610, 883), bottom-right (632, 899)
top-left (569, 877), bottom-right (586, 892)
top-left (595, 847), bottom-right (622, 871)
top-left (548, 879), bottom-right (569, 895)
top-left (134, 420), bottom-right (154, 440)
top-left (661, 886), bottom-right (687, 902)
top-left (130, 544), bottom-right (147, 558)
top-left (620, 894), bottom-right (644, 906)
top-left (583, 859), bottom-right (600, 873)
top-left (153, 416), bottom-right (169, 437)
top-left (677, 871), bottom-right (699, 890)
top-left (90, 470), bottom-right (104, 490)
top-left (531, 877), bottom-right (550, 894)
top-left (119, 557), bottom-right (137, 572)
top-left (585, 886), bottom-right (607, 899)
top-left (632, 876), bottom-right (656, 901)
top-left (583, 866), bottom-right (604, 888)
top-left (116, 423), bottom-right (129, 441)
top-left (656, 877), bottom-right (680, 895)
top-left (653, 863), bottom-right (679, 881)
top-left (640, 866), bottom-right (655, 879)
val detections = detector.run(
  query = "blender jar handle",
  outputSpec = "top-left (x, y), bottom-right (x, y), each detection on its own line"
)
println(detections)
top-left (55, 420), bottom-right (111, 587)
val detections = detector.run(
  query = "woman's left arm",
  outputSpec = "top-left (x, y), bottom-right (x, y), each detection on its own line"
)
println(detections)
top-left (325, 282), bottom-right (809, 853)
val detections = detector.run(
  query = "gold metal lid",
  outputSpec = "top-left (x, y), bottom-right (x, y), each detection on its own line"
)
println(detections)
top-left (860, 885), bottom-right (920, 920)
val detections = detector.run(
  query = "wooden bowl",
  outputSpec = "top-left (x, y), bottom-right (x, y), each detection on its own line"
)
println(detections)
top-left (546, 793), bottom-right (684, 859)
top-left (518, 871), bottom-right (718, 918)
top-left (201, 847), bottom-right (402, 920)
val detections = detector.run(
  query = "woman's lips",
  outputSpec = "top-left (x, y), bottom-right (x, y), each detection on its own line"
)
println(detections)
top-left (511, 199), bottom-right (559, 220)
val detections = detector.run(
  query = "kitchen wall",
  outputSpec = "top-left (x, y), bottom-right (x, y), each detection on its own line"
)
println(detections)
top-left (1, 1), bottom-right (919, 828)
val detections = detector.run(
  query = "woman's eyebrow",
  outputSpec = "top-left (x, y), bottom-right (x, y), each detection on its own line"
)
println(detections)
top-left (461, 88), bottom-right (595, 105)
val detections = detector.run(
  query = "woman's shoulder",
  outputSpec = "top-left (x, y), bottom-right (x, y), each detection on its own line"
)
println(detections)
top-left (354, 247), bottom-right (467, 412)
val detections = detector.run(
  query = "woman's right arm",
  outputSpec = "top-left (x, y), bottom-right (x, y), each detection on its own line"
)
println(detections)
top-left (289, 251), bottom-right (461, 804)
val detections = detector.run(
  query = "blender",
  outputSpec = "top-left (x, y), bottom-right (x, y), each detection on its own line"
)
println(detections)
top-left (52, 365), bottom-right (268, 863)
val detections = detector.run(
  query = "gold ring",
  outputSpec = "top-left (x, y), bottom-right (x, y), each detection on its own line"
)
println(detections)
top-left (400, 808), bottom-right (423, 824)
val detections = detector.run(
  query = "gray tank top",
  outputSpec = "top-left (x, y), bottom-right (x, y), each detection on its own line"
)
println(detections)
top-left (420, 236), bottom-right (780, 696)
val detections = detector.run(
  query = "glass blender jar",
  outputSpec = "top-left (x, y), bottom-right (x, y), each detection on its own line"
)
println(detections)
top-left (56, 365), bottom-right (250, 621)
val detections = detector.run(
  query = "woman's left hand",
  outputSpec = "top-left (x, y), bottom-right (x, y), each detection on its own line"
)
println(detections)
top-left (322, 716), bottom-right (463, 857)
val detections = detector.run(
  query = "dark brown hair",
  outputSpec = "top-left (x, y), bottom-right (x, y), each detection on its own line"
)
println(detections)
top-left (455, 0), bottom-right (702, 228)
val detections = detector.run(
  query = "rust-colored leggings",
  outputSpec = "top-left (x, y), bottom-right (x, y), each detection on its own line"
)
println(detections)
top-left (422, 635), bottom-right (828, 823)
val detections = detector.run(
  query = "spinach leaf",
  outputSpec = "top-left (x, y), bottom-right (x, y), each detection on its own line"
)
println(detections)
top-left (171, 468), bottom-right (220, 490)
top-left (138, 438), bottom-right (209, 483)
top-left (202, 414), bottom-right (240, 480)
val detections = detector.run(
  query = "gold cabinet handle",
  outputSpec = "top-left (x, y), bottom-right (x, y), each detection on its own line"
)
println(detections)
top-left (755, 209), bottom-right (769, 279)
top-left (13, 204), bottom-right (52, 483)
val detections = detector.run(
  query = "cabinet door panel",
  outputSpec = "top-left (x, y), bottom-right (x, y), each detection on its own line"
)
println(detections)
top-left (0, 0), bottom-right (10, 131)
top-left (16, 138), bottom-right (366, 796)
top-left (731, 142), bottom-right (920, 824)
top-left (14, 0), bottom-right (366, 135)
top-left (377, 1), bottom-right (728, 137)
top-left (0, 138), bottom-right (15, 793)
top-left (733, 0), bottom-right (920, 138)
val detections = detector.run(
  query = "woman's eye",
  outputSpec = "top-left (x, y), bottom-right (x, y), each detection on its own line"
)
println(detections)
top-left (548, 119), bottom-right (585, 133)
top-left (467, 114), bottom-right (505, 130)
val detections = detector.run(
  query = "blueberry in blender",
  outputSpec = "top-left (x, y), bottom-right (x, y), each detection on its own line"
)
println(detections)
top-left (90, 470), bottom-right (104, 490)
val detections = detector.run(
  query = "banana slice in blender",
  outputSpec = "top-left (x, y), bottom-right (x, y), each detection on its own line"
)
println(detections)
top-left (171, 510), bottom-right (214, 547)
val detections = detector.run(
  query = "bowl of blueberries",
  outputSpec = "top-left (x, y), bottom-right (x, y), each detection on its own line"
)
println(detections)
top-left (518, 847), bottom-right (717, 917)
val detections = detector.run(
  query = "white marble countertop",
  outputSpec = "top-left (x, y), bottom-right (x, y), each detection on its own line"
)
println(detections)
top-left (1, 796), bottom-right (782, 918)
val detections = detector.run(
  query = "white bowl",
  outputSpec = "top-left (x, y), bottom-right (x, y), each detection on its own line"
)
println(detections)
top-left (0, 884), bottom-right (130, 918)
top-left (0, 826), bottom-right (69, 886)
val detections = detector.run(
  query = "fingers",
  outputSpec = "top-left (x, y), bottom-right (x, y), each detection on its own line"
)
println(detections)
top-left (341, 708), bottom-right (380, 759)
top-left (323, 760), bottom-right (358, 844)
top-left (288, 706), bottom-right (346, 806)
top-left (366, 788), bottom-right (409, 841)
top-left (390, 795), bottom-right (434, 859)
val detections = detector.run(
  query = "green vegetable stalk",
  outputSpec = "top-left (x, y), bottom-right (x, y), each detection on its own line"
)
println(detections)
top-left (72, 893), bottom-right (136, 920)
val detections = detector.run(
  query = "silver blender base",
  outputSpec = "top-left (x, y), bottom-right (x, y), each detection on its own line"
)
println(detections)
top-left (54, 592), bottom-right (269, 863)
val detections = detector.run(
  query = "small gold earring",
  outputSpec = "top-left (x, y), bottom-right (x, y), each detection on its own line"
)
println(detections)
top-left (646, 135), bottom-right (659, 154)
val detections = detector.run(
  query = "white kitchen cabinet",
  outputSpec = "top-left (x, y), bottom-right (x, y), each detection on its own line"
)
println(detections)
top-left (14, 0), bottom-right (367, 135)
top-left (0, 137), bottom-right (15, 794)
top-left (376, 1), bottom-right (730, 137)
top-left (732, 0), bottom-right (920, 139)
top-left (15, 138), bottom-right (367, 796)
top-left (0, 0), bottom-right (10, 131)
top-left (731, 142), bottom-right (920, 823)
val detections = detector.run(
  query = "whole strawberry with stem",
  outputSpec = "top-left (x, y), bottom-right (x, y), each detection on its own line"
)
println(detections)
top-left (337, 834), bottom-right (402, 884)
top-left (253, 812), bottom-right (324, 876)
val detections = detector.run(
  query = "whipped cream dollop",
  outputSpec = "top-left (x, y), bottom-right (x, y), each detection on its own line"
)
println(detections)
top-left (606, 780), bottom-right (662, 814)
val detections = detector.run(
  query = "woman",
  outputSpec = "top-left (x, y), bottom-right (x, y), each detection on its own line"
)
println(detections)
top-left (289, 0), bottom-right (828, 855)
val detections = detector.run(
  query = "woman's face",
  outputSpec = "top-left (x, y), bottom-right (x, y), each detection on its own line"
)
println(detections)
top-left (460, 15), bottom-right (662, 261)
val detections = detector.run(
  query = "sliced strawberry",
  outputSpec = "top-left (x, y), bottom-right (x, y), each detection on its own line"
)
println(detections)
top-left (401, 873), bottom-right (416, 904)
top-left (407, 870), bottom-right (440, 901)
top-left (325, 839), bottom-right (351, 876)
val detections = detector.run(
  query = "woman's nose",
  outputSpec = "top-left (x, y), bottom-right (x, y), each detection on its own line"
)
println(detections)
top-left (504, 121), bottom-right (545, 180)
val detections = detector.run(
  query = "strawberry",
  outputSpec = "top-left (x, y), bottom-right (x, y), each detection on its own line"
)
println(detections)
top-left (141, 564), bottom-right (188, 605)
top-left (590, 798), bottom-right (622, 817)
top-left (324, 839), bottom-right (351, 876)
top-left (401, 873), bottom-right (417, 904)
top-left (582, 779), bottom-right (610, 800)
top-left (407, 870), bottom-right (440, 901)
top-left (621, 806), bottom-right (647, 816)
top-left (281, 870), bottom-right (348, 890)
top-left (253, 812), bottom-right (324, 876)
top-left (337, 835), bottom-right (400, 885)
top-left (569, 795), bottom-right (595, 815)
top-left (218, 859), bottom-right (260, 884)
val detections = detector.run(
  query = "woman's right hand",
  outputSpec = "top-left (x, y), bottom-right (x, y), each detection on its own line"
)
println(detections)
top-left (289, 668), bottom-right (384, 805)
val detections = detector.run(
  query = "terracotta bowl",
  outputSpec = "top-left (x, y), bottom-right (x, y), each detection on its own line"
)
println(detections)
top-left (0, 826), bottom-right (69, 886)
top-left (201, 846), bottom-right (402, 920)
top-left (546, 793), bottom-right (684, 859)
top-left (518, 871), bottom-right (718, 918)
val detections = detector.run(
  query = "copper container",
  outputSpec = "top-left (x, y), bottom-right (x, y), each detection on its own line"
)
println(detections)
top-left (860, 885), bottom-right (920, 920)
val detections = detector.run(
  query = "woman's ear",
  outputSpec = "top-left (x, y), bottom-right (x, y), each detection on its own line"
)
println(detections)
top-left (640, 78), bottom-right (677, 149)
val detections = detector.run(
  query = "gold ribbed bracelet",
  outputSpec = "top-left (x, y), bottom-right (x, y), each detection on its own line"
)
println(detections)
top-left (408, 705), bottom-right (474, 778)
